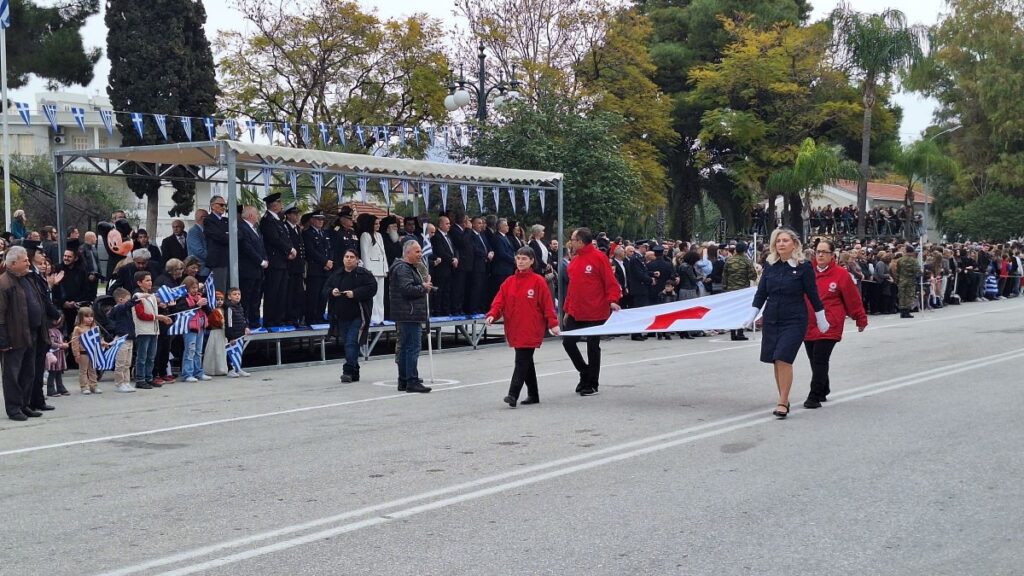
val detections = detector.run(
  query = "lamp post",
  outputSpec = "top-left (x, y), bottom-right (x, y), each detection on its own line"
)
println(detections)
top-left (444, 42), bottom-right (521, 121)
top-left (922, 124), bottom-right (962, 243)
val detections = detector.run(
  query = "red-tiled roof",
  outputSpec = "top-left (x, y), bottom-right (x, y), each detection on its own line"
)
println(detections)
top-left (834, 180), bottom-right (930, 203)
top-left (343, 201), bottom-right (392, 220)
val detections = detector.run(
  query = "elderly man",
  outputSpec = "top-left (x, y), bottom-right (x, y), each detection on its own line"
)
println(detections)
top-left (162, 219), bottom-right (190, 263)
top-left (0, 246), bottom-right (52, 421)
top-left (259, 193), bottom-right (296, 327)
top-left (238, 205), bottom-right (269, 327)
top-left (204, 196), bottom-right (230, 291)
top-left (389, 240), bottom-right (434, 393)
top-left (187, 209), bottom-right (209, 277)
top-left (114, 249), bottom-right (153, 294)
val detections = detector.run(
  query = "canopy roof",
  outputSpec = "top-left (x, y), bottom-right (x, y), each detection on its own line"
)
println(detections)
top-left (56, 140), bottom-right (562, 188)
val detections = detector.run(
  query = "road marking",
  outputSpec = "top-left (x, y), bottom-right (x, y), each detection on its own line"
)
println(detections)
top-left (95, 347), bottom-right (1024, 576)
top-left (369, 378), bottom-right (461, 388)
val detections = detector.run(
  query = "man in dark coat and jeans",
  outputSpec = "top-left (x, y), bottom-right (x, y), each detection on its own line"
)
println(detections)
top-left (388, 240), bottom-right (435, 393)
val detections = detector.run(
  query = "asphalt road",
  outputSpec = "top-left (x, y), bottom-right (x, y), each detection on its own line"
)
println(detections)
top-left (2, 298), bottom-right (1022, 576)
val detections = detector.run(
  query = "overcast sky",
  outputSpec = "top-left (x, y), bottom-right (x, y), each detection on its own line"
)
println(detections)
top-left (9, 0), bottom-right (946, 142)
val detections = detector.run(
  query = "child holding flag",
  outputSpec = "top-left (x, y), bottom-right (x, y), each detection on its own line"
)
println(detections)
top-left (178, 276), bottom-right (212, 382)
top-left (70, 307), bottom-right (103, 394)
top-left (109, 288), bottom-right (138, 393)
top-left (224, 287), bottom-right (251, 377)
top-left (132, 271), bottom-right (172, 389)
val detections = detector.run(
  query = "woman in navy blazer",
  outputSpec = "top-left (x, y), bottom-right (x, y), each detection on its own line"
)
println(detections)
top-left (747, 228), bottom-right (829, 418)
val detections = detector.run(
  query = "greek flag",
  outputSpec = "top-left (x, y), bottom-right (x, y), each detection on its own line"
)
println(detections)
top-left (246, 119), bottom-right (258, 142)
top-left (427, 126), bottom-right (435, 147)
top-left (15, 102), bottom-right (30, 126)
top-left (508, 187), bottom-right (517, 214)
top-left (80, 327), bottom-right (106, 369)
top-left (226, 119), bottom-right (238, 140)
top-left (181, 116), bottom-right (193, 141)
top-left (300, 123), bottom-right (310, 146)
top-left (379, 177), bottom-right (391, 208)
top-left (421, 232), bottom-right (433, 266)
top-left (100, 109), bottom-right (115, 136)
top-left (131, 112), bottom-right (144, 137)
top-left (168, 308), bottom-right (198, 336)
top-left (539, 189), bottom-right (545, 213)
top-left (358, 176), bottom-right (368, 203)
top-left (226, 337), bottom-right (246, 370)
top-left (262, 167), bottom-right (271, 196)
top-left (398, 126), bottom-right (405, 147)
top-left (402, 180), bottom-right (410, 203)
top-left (523, 189), bottom-right (530, 212)
top-left (156, 284), bottom-right (188, 304)
top-left (476, 186), bottom-right (484, 211)
top-left (335, 173), bottom-right (345, 201)
top-left (264, 121), bottom-right (275, 143)
top-left (100, 336), bottom-right (128, 371)
top-left (492, 187), bottom-right (500, 212)
top-left (1, 0), bottom-right (10, 28)
top-left (336, 124), bottom-right (347, 146)
top-left (413, 126), bottom-right (420, 146)
top-left (312, 172), bottom-right (324, 202)
top-left (205, 275), bottom-right (216, 309)
top-left (282, 121), bottom-right (291, 144)
top-left (355, 125), bottom-right (365, 147)
top-left (43, 104), bottom-right (59, 132)
top-left (440, 183), bottom-right (448, 211)
top-left (460, 184), bottom-right (468, 209)
top-left (204, 117), bottom-right (216, 139)
top-left (421, 182), bottom-right (430, 212)
top-left (70, 107), bottom-right (87, 131)
top-left (154, 114), bottom-right (168, 140)
top-left (318, 122), bottom-right (329, 145)
top-left (289, 170), bottom-right (297, 197)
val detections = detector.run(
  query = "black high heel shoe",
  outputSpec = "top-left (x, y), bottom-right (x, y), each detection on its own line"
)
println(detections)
top-left (772, 403), bottom-right (790, 418)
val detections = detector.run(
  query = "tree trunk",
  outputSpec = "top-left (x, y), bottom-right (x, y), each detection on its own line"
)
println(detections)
top-left (146, 189), bottom-right (159, 235)
top-left (668, 169), bottom-right (699, 241)
top-left (857, 80), bottom-right (877, 238)
top-left (788, 192), bottom-right (804, 242)
top-left (905, 182), bottom-right (915, 240)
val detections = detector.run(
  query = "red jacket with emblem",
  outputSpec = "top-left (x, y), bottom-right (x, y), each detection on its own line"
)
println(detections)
top-left (564, 243), bottom-right (621, 321)
top-left (804, 261), bottom-right (868, 341)
top-left (487, 269), bottom-right (558, 349)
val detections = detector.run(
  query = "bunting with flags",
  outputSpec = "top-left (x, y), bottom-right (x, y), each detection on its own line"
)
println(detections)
top-left (427, 126), bottom-right (435, 147)
top-left (440, 183), bottom-right (449, 212)
top-left (355, 125), bottom-right (365, 147)
top-left (402, 180), bottom-right (410, 204)
top-left (476, 186), bottom-right (484, 211)
top-left (312, 171), bottom-right (324, 202)
top-left (337, 125), bottom-right (347, 147)
top-left (319, 122), bottom-right (329, 145)
top-left (379, 177), bottom-right (391, 208)
top-left (181, 116), bottom-right (193, 141)
top-left (300, 123), bottom-right (310, 146)
top-left (492, 187), bottom-right (500, 212)
top-left (225, 119), bottom-right (238, 140)
top-left (15, 102), bottom-right (30, 126)
top-left (335, 173), bottom-right (345, 203)
top-left (524, 189), bottom-right (530, 213)
top-left (70, 107), bottom-right (86, 132)
top-left (261, 168), bottom-right (272, 196)
top-left (154, 114), bottom-right (168, 140)
top-left (508, 187), bottom-right (517, 214)
top-left (539, 189), bottom-right (546, 213)
top-left (131, 112), bottom-right (144, 137)
top-left (264, 121), bottom-right (275, 143)
top-left (421, 182), bottom-right (430, 212)
top-left (460, 184), bottom-right (468, 209)
top-left (282, 121), bottom-right (291, 144)
top-left (43, 104), bottom-right (59, 132)
top-left (413, 126), bottom-right (420, 146)
top-left (357, 176), bottom-right (368, 203)
top-left (289, 170), bottom-right (298, 197)
top-left (156, 284), bottom-right (188, 304)
top-left (203, 117), bottom-right (216, 140)
top-left (100, 109), bottom-right (115, 136)
top-left (246, 119), bottom-right (258, 142)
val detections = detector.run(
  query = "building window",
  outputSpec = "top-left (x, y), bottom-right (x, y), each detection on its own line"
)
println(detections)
top-left (72, 135), bottom-right (90, 150)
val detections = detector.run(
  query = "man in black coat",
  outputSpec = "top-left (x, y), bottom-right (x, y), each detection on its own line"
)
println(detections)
top-left (430, 214), bottom-right (458, 315)
top-left (489, 218), bottom-right (516, 297)
top-left (330, 206), bottom-right (360, 263)
top-left (283, 206), bottom-right (306, 326)
top-left (259, 193), bottom-right (295, 327)
top-left (204, 196), bottom-right (230, 291)
top-left (447, 212), bottom-right (468, 315)
top-left (303, 211), bottom-right (333, 325)
top-left (464, 216), bottom-right (492, 314)
top-left (238, 206), bottom-right (268, 327)
top-left (160, 219), bottom-right (190, 264)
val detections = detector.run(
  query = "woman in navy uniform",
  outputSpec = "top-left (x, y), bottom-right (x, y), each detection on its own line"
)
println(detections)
top-left (746, 228), bottom-right (829, 418)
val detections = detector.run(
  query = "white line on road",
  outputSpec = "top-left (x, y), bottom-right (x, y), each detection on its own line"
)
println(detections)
top-left (95, 346), bottom-right (1024, 576)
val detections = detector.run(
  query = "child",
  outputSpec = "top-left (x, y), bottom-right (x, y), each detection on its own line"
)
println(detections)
top-left (224, 287), bottom-right (251, 378)
top-left (70, 307), bottom-right (102, 394)
top-left (109, 287), bottom-right (138, 393)
top-left (179, 276), bottom-right (212, 382)
top-left (46, 314), bottom-right (70, 397)
top-left (485, 247), bottom-right (560, 408)
top-left (132, 271), bottom-right (172, 389)
top-left (203, 290), bottom-right (229, 377)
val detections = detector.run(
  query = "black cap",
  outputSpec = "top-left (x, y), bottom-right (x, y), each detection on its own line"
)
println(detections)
top-left (735, 241), bottom-right (748, 252)
top-left (310, 210), bottom-right (326, 219)
top-left (283, 205), bottom-right (299, 215)
top-left (65, 239), bottom-right (82, 252)
top-left (262, 192), bottom-right (282, 205)
top-left (380, 215), bottom-right (398, 228)
top-left (23, 239), bottom-right (41, 250)
top-left (338, 205), bottom-right (354, 218)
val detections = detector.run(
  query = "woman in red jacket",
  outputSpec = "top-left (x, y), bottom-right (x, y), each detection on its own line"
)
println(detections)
top-left (803, 240), bottom-right (868, 409)
top-left (486, 247), bottom-right (561, 408)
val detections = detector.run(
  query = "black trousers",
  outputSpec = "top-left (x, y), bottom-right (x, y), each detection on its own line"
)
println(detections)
top-left (286, 272), bottom-right (305, 324)
top-left (305, 275), bottom-right (328, 325)
top-left (561, 315), bottom-right (603, 390)
top-left (2, 346), bottom-right (34, 416)
top-left (30, 344), bottom-right (47, 409)
top-left (240, 277), bottom-right (263, 327)
top-left (508, 348), bottom-right (539, 400)
top-left (451, 269), bottom-right (467, 315)
top-left (263, 268), bottom-right (288, 326)
top-left (466, 269), bottom-right (488, 313)
top-left (803, 339), bottom-right (837, 401)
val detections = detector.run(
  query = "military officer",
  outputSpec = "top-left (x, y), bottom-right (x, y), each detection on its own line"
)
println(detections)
top-left (283, 206), bottom-right (307, 326)
top-left (894, 244), bottom-right (922, 318)
top-left (303, 211), bottom-right (333, 325)
top-left (259, 193), bottom-right (295, 327)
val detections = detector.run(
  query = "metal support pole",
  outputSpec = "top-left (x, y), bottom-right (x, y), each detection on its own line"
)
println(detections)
top-left (225, 145), bottom-right (240, 289)
top-left (477, 43), bottom-right (487, 122)
top-left (2, 27), bottom-right (11, 232)
top-left (556, 179), bottom-right (564, 318)
top-left (54, 155), bottom-right (66, 257)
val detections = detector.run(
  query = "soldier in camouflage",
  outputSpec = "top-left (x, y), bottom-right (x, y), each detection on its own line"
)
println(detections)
top-left (723, 241), bottom-right (758, 340)
top-left (894, 244), bottom-right (922, 318)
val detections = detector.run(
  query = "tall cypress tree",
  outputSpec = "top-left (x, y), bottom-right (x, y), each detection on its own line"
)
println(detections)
top-left (5, 0), bottom-right (101, 89)
top-left (106, 0), bottom-right (219, 229)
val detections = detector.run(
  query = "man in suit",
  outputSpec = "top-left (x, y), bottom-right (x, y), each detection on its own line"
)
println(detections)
top-left (283, 206), bottom-right (307, 326)
top-left (448, 212), bottom-right (468, 315)
top-left (238, 206), bottom-right (268, 327)
top-left (303, 211), bottom-right (333, 325)
top-left (161, 219), bottom-right (190, 264)
top-left (430, 215), bottom-right (458, 315)
top-left (204, 197), bottom-right (230, 291)
top-left (465, 216), bottom-right (492, 314)
top-left (489, 218), bottom-right (516, 297)
top-left (187, 209), bottom-right (209, 278)
top-left (259, 193), bottom-right (295, 328)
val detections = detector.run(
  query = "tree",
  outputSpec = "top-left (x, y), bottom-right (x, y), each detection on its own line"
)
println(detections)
top-left (943, 193), bottom-right (1024, 242)
top-left (829, 2), bottom-right (926, 236)
top-left (4, 0), bottom-right (101, 89)
top-left (889, 138), bottom-right (957, 238)
top-left (215, 0), bottom-right (448, 152)
top-left (766, 138), bottom-right (859, 238)
top-left (107, 0), bottom-right (219, 231)
top-left (465, 94), bottom-right (641, 232)
top-left (913, 0), bottom-right (1024, 200)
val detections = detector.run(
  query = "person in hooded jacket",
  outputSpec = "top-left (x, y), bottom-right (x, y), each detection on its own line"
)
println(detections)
top-left (324, 249), bottom-right (378, 383)
top-left (487, 247), bottom-right (560, 408)
top-left (801, 240), bottom-right (868, 408)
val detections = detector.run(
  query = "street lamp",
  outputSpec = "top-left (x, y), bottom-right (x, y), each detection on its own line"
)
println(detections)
top-left (444, 42), bottom-right (522, 121)
top-left (922, 124), bottom-right (962, 243)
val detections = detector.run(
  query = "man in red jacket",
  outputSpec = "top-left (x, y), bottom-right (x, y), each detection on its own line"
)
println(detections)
top-left (803, 240), bottom-right (868, 408)
top-left (562, 227), bottom-right (621, 396)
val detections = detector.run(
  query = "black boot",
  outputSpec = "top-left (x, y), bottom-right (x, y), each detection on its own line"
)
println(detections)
top-left (900, 309), bottom-right (914, 318)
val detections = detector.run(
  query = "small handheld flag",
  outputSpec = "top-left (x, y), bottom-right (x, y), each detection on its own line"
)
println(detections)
top-left (156, 284), bottom-right (188, 304)
top-left (168, 308), bottom-right (198, 336)
top-left (226, 337), bottom-right (247, 371)
top-left (204, 275), bottom-right (217, 310)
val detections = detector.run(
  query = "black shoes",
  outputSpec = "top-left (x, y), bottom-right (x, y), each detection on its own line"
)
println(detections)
top-left (397, 381), bottom-right (407, 392)
top-left (22, 408), bottom-right (42, 418)
top-left (579, 388), bottom-right (597, 396)
top-left (503, 395), bottom-right (517, 408)
top-left (803, 398), bottom-right (822, 409)
top-left (33, 404), bottom-right (55, 411)
top-left (135, 382), bottom-right (153, 390)
top-left (340, 374), bottom-right (354, 383)
top-left (8, 412), bottom-right (28, 422)
top-left (406, 381), bottom-right (432, 393)
top-left (900, 310), bottom-right (914, 318)
top-left (520, 397), bottom-right (539, 405)
top-left (772, 403), bottom-right (790, 418)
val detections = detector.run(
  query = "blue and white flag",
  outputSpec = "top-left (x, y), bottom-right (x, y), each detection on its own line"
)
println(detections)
top-left (169, 308), bottom-right (198, 336)
top-left (79, 327), bottom-right (106, 369)
top-left (99, 335), bottom-right (128, 371)
top-left (261, 168), bottom-right (272, 196)
top-left (154, 114), bottom-right (168, 140)
top-left (1, 0), bottom-right (11, 28)
top-left (460, 184), bottom-right (468, 209)
top-left (282, 121), bottom-right (291, 144)
top-left (402, 180), bottom-right (410, 203)
top-left (443, 125), bottom-right (450, 148)
top-left (246, 119), bottom-right (258, 142)
top-left (421, 232), bottom-right (434, 267)
top-left (539, 189), bottom-right (545, 213)
top-left (100, 109), bottom-right (115, 136)
top-left (336, 125), bottom-right (347, 146)
top-left (421, 182), bottom-right (430, 212)
top-left (226, 337), bottom-right (246, 370)
top-left (413, 126), bottom-right (420, 146)
top-left (156, 284), bottom-right (188, 304)
top-left (15, 102), bottom-right (30, 126)
top-left (427, 126), bottom-right (435, 147)
top-left (357, 176), bottom-right (368, 203)
top-left (43, 104), bottom-right (59, 132)
top-left (312, 171), bottom-right (324, 202)
top-left (289, 170), bottom-right (298, 197)
top-left (131, 112), bottom-right (144, 138)
top-left (70, 107), bottom-right (86, 132)
top-left (225, 119), bottom-right (238, 140)
top-left (523, 189), bottom-right (530, 213)
top-left (476, 186), bottom-right (484, 211)
top-left (205, 275), bottom-right (216, 309)
top-left (264, 121), bottom-right (274, 143)
top-left (355, 125), bottom-right (365, 147)
top-left (335, 173), bottom-right (345, 202)
top-left (318, 122), bottom-right (329, 145)
top-left (508, 187), bottom-right (516, 214)
top-left (299, 123), bottom-right (310, 146)
top-left (204, 117), bottom-right (216, 140)
top-left (492, 187), bottom-right (500, 212)
top-left (398, 126), bottom-right (406, 147)
top-left (440, 183), bottom-right (449, 212)
top-left (379, 178), bottom-right (391, 208)
top-left (181, 116), bottom-right (193, 141)
top-left (377, 125), bottom-right (387, 143)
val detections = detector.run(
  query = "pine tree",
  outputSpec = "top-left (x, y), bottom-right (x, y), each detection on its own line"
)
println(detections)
top-left (106, 0), bottom-right (219, 228)
top-left (4, 0), bottom-right (101, 89)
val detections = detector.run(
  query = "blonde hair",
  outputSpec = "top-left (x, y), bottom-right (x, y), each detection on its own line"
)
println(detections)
top-left (75, 307), bottom-right (95, 327)
top-left (766, 228), bottom-right (804, 265)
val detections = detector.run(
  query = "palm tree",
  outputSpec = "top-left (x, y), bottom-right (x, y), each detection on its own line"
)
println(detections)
top-left (829, 3), bottom-right (926, 237)
top-left (766, 138), bottom-right (859, 239)
top-left (890, 139), bottom-right (957, 239)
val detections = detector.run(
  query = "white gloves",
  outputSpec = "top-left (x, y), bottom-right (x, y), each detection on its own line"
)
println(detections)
top-left (815, 309), bottom-right (830, 334)
top-left (744, 306), bottom-right (760, 329)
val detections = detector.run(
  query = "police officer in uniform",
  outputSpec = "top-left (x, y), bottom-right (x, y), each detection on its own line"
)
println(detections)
top-left (330, 206), bottom-right (360, 264)
top-left (283, 206), bottom-right (307, 327)
top-left (303, 211), bottom-right (333, 325)
top-left (259, 193), bottom-right (296, 327)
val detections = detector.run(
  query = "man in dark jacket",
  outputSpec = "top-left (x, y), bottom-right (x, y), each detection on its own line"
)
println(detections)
top-left (259, 193), bottom-right (295, 327)
top-left (0, 246), bottom-right (52, 421)
top-left (389, 240), bottom-right (434, 393)
top-left (324, 249), bottom-right (377, 382)
top-left (303, 211), bottom-right (333, 325)
top-left (283, 206), bottom-right (306, 326)
top-left (161, 219), bottom-right (190, 264)
top-left (204, 196), bottom-right (230, 291)
top-left (430, 215), bottom-right (458, 315)
top-left (238, 206), bottom-right (268, 327)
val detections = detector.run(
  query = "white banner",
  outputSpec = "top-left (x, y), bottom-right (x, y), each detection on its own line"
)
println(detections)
top-left (561, 287), bottom-right (760, 336)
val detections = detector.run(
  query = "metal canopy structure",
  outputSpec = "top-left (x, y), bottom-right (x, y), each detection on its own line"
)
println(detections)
top-left (53, 140), bottom-right (565, 291)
